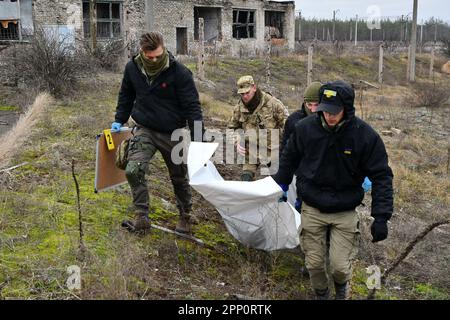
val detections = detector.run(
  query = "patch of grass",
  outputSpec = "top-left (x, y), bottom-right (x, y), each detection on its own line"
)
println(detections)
top-left (413, 283), bottom-right (449, 300)
top-left (0, 105), bottom-right (19, 111)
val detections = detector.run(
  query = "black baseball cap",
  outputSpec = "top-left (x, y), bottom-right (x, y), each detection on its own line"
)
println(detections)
top-left (317, 81), bottom-right (355, 115)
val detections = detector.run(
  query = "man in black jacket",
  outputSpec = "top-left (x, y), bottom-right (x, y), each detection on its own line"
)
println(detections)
top-left (111, 32), bottom-right (203, 234)
top-left (274, 80), bottom-right (393, 299)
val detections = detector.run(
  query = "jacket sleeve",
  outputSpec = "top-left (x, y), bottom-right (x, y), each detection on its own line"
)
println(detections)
top-left (228, 104), bottom-right (242, 129)
top-left (176, 65), bottom-right (203, 139)
top-left (361, 132), bottom-right (394, 221)
top-left (273, 123), bottom-right (303, 186)
top-left (115, 65), bottom-right (136, 124)
top-left (280, 116), bottom-right (294, 154)
top-left (271, 99), bottom-right (289, 130)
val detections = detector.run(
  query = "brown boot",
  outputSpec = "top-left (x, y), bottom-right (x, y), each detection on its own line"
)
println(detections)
top-left (122, 213), bottom-right (151, 233)
top-left (175, 215), bottom-right (191, 234)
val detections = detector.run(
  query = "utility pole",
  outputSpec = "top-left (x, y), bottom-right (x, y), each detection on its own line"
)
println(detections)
top-left (354, 15), bottom-right (358, 46)
top-left (409, 0), bottom-right (418, 82)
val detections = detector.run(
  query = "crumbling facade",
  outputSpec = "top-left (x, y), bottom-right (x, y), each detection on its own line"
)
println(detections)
top-left (0, 0), bottom-right (295, 56)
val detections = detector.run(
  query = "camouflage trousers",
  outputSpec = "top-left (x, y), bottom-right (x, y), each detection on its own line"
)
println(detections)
top-left (300, 203), bottom-right (360, 291)
top-left (125, 125), bottom-right (192, 217)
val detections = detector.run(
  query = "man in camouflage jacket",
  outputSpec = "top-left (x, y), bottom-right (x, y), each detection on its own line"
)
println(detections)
top-left (228, 75), bottom-right (289, 181)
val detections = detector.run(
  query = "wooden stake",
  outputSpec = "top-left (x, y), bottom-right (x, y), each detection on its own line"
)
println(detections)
top-left (307, 44), bottom-right (314, 86)
top-left (197, 17), bottom-right (205, 81)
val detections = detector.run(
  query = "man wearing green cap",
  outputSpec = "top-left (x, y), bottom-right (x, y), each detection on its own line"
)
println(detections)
top-left (228, 75), bottom-right (289, 181)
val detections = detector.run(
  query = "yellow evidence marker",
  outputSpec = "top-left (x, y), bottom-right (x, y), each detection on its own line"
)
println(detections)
top-left (103, 129), bottom-right (115, 151)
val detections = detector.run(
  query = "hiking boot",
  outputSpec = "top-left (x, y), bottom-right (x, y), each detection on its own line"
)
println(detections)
top-left (240, 171), bottom-right (254, 181)
top-left (334, 281), bottom-right (350, 300)
top-left (121, 213), bottom-right (151, 233)
top-left (314, 287), bottom-right (330, 300)
top-left (175, 215), bottom-right (192, 234)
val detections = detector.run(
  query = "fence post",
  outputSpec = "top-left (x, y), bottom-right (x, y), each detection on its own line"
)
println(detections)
top-left (197, 18), bottom-right (205, 81)
top-left (406, 45), bottom-right (411, 81)
top-left (378, 43), bottom-right (384, 85)
top-left (307, 44), bottom-right (314, 86)
top-left (429, 45), bottom-right (435, 79)
top-left (265, 34), bottom-right (272, 89)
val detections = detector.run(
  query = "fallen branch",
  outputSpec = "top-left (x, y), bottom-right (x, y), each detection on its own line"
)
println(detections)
top-left (0, 162), bottom-right (29, 173)
top-left (367, 219), bottom-right (450, 299)
top-left (71, 159), bottom-right (86, 259)
top-left (150, 223), bottom-right (214, 250)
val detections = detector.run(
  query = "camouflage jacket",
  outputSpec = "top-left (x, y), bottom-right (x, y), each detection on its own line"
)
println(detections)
top-left (228, 91), bottom-right (288, 131)
top-left (228, 91), bottom-right (289, 152)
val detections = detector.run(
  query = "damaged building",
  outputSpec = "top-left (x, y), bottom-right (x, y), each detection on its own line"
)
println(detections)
top-left (0, 0), bottom-right (295, 56)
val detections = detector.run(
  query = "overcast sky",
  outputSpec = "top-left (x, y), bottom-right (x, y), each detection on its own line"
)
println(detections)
top-left (289, 0), bottom-right (450, 22)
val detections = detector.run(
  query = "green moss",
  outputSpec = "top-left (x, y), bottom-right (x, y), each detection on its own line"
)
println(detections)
top-left (0, 105), bottom-right (19, 111)
top-left (414, 283), bottom-right (449, 300)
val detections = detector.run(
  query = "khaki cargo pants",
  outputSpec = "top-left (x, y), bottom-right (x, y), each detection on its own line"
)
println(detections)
top-left (125, 125), bottom-right (192, 217)
top-left (300, 202), bottom-right (360, 291)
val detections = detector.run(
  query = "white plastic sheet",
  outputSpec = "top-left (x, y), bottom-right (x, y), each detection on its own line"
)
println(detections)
top-left (187, 142), bottom-right (301, 251)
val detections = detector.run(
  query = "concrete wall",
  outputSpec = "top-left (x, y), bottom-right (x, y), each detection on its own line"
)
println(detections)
top-left (145, 0), bottom-right (295, 57)
top-left (1, 0), bottom-right (294, 57)
top-left (0, 1), bottom-right (20, 20)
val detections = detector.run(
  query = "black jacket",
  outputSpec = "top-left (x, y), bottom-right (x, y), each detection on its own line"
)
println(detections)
top-left (115, 52), bottom-right (203, 136)
top-left (280, 103), bottom-right (308, 153)
top-left (274, 100), bottom-right (393, 221)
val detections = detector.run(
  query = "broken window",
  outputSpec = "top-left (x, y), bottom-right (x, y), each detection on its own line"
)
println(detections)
top-left (82, 1), bottom-right (122, 39)
top-left (0, 20), bottom-right (19, 40)
top-left (233, 9), bottom-right (255, 39)
top-left (194, 7), bottom-right (222, 42)
top-left (265, 11), bottom-right (284, 38)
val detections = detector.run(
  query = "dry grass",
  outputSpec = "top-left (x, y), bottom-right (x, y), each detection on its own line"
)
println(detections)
top-left (0, 92), bottom-right (54, 168)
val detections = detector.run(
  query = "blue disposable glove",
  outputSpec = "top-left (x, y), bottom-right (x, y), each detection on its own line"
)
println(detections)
top-left (111, 122), bottom-right (122, 133)
top-left (295, 198), bottom-right (302, 212)
top-left (362, 177), bottom-right (372, 193)
top-left (278, 183), bottom-right (289, 202)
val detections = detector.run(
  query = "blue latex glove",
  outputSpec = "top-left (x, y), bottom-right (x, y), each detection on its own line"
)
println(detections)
top-left (295, 198), bottom-right (302, 212)
top-left (362, 177), bottom-right (372, 193)
top-left (278, 183), bottom-right (289, 202)
top-left (111, 122), bottom-right (122, 133)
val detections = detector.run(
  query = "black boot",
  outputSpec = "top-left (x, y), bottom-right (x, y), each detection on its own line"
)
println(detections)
top-left (314, 287), bottom-right (330, 300)
top-left (334, 281), bottom-right (350, 300)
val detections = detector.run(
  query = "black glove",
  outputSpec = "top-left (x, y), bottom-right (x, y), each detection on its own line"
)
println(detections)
top-left (371, 218), bottom-right (388, 243)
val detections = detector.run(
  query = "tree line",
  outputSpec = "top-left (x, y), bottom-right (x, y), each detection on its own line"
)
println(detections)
top-left (295, 17), bottom-right (450, 43)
